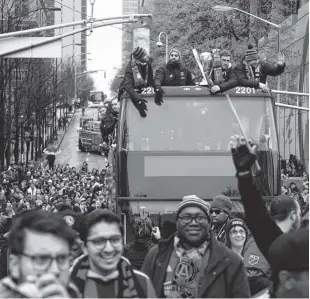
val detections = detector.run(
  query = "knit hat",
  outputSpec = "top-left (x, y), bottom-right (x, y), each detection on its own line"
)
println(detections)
top-left (132, 47), bottom-right (147, 61)
top-left (177, 195), bottom-right (210, 218)
top-left (169, 48), bottom-right (182, 60)
top-left (245, 44), bottom-right (259, 62)
top-left (225, 218), bottom-right (248, 235)
top-left (225, 218), bottom-right (248, 249)
top-left (210, 195), bottom-right (232, 215)
top-left (268, 228), bottom-right (309, 272)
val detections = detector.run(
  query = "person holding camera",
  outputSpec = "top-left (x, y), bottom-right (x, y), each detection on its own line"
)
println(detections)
top-left (123, 216), bottom-right (161, 270)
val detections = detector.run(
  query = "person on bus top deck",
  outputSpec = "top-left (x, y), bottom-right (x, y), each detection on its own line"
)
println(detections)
top-left (154, 48), bottom-right (195, 106)
top-left (118, 47), bottom-right (154, 118)
top-left (208, 50), bottom-right (238, 94)
top-left (234, 44), bottom-right (285, 93)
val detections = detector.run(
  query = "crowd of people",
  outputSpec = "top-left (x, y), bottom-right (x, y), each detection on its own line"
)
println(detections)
top-left (0, 137), bottom-right (307, 298)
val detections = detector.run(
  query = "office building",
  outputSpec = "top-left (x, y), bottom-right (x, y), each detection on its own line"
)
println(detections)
top-left (55, 0), bottom-right (88, 72)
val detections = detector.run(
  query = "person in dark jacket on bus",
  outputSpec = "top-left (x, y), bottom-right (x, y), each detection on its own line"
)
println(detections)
top-left (209, 50), bottom-right (238, 94)
top-left (154, 48), bottom-right (195, 106)
top-left (118, 47), bottom-right (154, 118)
top-left (142, 195), bottom-right (250, 298)
top-left (234, 45), bottom-right (285, 93)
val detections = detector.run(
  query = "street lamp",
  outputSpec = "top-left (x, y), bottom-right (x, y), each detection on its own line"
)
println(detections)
top-left (89, 0), bottom-right (96, 33)
top-left (157, 32), bottom-right (169, 64)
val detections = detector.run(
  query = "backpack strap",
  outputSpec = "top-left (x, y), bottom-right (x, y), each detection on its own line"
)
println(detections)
top-left (132, 271), bottom-right (147, 298)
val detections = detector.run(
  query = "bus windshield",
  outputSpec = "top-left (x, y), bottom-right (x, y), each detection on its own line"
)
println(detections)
top-left (118, 95), bottom-right (280, 199)
top-left (123, 97), bottom-right (278, 152)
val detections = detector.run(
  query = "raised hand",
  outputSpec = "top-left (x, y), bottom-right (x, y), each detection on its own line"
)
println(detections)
top-left (229, 135), bottom-right (257, 176)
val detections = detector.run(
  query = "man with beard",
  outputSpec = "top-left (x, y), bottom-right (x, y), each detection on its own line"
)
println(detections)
top-left (118, 47), bottom-right (154, 118)
top-left (142, 195), bottom-right (250, 298)
top-left (154, 48), bottom-right (195, 106)
top-left (230, 136), bottom-right (302, 263)
top-left (210, 195), bottom-right (233, 243)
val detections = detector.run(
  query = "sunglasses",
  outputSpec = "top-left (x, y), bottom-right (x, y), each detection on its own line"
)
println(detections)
top-left (210, 209), bottom-right (223, 215)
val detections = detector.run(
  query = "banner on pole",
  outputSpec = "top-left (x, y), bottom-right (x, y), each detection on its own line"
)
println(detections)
top-left (133, 28), bottom-right (150, 55)
top-left (0, 37), bottom-right (62, 58)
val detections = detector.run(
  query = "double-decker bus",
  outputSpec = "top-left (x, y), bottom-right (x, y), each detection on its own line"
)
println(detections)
top-left (112, 86), bottom-right (280, 241)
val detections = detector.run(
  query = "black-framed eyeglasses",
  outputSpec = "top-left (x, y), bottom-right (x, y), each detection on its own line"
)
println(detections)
top-left (21, 253), bottom-right (69, 271)
top-left (178, 214), bottom-right (208, 224)
top-left (87, 235), bottom-right (123, 249)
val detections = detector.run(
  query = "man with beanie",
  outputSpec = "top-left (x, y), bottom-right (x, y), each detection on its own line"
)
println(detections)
top-left (154, 48), bottom-right (195, 106)
top-left (208, 50), bottom-right (238, 94)
top-left (267, 228), bottom-right (309, 298)
top-left (210, 195), bottom-right (233, 243)
top-left (142, 195), bottom-right (250, 298)
top-left (234, 45), bottom-right (285, 93)
top-left (118, 47), bottom-right (154, 118)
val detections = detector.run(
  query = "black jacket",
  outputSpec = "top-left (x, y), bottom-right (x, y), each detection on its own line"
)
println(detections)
top-left (154, 63), bottom-right (195, 87)
top-left (100, 111), bottom-right (118, 143)
top-left (238, 175), bottom-right (283, 260)
top-left (141, 233), bottom-right (250, 298)
top-left (234, 60), bottom-right (285, 88)
top-left (119, 60), bottom-right (154, 101)
top-left (211, 66), bottom-right (238, 92)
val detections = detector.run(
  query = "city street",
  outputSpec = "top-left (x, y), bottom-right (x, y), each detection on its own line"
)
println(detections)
top-left (55, 108), bottom-right (106, 170)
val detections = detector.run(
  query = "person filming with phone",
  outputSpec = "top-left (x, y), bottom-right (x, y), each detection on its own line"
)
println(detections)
top-left (123, 216), bottom-right (161, 270)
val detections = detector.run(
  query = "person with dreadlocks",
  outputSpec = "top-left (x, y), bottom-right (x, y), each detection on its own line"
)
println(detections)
top-left (118, 47), bottom-right (154, 118)
top-left (123, 216), bottom-right (160, 271)
top-left (234, 44), bottom-right (285, 93)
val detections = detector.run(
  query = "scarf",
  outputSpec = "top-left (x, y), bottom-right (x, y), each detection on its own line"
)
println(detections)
top-left (70, 254), bottom-right (145, 298)
top-left (163, 236), bottom-right (210, 298)
top-left (244, 61), bottom-right (261, 82)
top-left (131, 59), bottom-right (149, 89)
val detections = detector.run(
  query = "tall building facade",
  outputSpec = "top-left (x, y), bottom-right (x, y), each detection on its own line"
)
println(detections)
top-left (121, 0), bottom-right (139, 68)
top-left (55, 0), bottom-right (87, 72)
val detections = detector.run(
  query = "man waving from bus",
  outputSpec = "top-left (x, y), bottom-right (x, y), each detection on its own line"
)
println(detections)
top-left (234, 45), bottom-right (285, 93)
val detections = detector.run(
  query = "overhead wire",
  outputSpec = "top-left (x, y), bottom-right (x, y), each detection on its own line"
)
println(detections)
top-left (52, 1), bottom-right (162, 43)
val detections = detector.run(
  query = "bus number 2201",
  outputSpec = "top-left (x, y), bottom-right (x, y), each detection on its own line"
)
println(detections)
top-left (236, 87), bottom-right (256, 94)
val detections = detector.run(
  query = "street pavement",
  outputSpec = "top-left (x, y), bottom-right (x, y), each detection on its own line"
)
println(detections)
top-left (55, 108), bottom-right (106, 171)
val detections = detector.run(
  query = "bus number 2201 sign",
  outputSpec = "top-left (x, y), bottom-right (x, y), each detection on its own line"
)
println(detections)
top-left (235, 87), bottom-right (256, 94)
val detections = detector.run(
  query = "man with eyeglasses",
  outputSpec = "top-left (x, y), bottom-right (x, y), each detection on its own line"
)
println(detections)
top-left (142, 195), bottom-right (250, 298)
top-left (70, 209), bottom-right (156, 298)
top-left (210, 195), bottom-right (233, 243)
top-left (0, 210), bottom-right (80, 298)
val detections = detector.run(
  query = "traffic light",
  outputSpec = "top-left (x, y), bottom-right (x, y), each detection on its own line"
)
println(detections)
top-left (104, 71), bottom-right (106, 79)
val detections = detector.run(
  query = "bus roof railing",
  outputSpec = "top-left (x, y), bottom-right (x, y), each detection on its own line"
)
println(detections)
top-left (117, 196), bottom-right (275, 202)
top-left (128, 86), bottom-right (309, 98)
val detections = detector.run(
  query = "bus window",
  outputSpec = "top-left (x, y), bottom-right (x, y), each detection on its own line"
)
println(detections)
top-left (122, 97), bottom-right (278, 153)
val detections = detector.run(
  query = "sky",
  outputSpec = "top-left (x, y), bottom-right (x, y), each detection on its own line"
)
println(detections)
top-left (87, 0), bottom-right (123, 96)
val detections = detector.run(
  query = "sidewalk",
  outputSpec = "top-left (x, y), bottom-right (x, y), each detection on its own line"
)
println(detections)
top-left (36, 111), bottom-right (76, 169)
